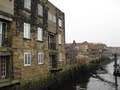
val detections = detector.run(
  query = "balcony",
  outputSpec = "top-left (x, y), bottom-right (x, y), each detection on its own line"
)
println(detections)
top-left (49, 55), bottom-right (63, 72)
top-left (48, 43), bottom-right (56, 50)
top-left (49, 62), bottom-right (63, 72)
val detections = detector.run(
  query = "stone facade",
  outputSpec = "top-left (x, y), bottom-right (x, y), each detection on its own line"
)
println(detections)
top-left (0, 0), bottom-right (65, 83)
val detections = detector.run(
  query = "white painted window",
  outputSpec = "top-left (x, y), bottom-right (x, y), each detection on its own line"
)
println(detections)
top-left (24, 0), bottom-right (31, 10)
top-left (24, 53), bottom-right (31, 66)
top-left (0, 22), bottom-right (2, 47)
top-left (0, 22), bottom-right (7, 47)
top-left (58, 19), bottom-right (62, 27)
top-left (24, 23), bottom-right (30, 39)
top-left (38, 4), bottom-right (43, 16)
top-left (59, 53), bottom-right (62, 61)
top-left (58, 34), bottom-right (62, 44)
top-left (53, 15), bottom-right (56, 23)
top-left (48, 12), bottom-right (52, 21)
top-left (38, 52), bottom-right (44, 64)
top-left (37, 27), bottom-right (43, 41)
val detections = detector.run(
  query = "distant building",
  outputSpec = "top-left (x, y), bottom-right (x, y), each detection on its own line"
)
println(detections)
top-left (66, 41), bottom-right (107, 64)
top-left (80, 41), bottom-right (107, 55)
top-left (107, 47), bottom-right (120, 55)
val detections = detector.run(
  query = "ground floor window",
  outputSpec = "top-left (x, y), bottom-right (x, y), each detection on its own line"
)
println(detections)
top-left (24, 53), bottom-right (31, 66)
top-left (38, 52), bottom-right (44, 64)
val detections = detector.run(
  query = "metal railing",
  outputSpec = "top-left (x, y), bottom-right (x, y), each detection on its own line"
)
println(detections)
top-left (48, 43), bottom-right (56, 50)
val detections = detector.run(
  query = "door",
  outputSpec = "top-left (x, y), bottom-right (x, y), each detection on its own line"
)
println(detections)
top-left (0, 56), bottom-right (6, 79)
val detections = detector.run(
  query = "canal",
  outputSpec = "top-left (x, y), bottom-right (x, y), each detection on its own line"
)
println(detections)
top-left (49, 56), bottom-right (120, 90)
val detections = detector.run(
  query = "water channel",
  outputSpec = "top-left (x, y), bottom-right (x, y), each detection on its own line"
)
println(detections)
top-left (50, 56), bottom-right (120, 90)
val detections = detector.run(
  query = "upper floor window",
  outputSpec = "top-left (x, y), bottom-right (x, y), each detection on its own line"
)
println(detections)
top-left (58, 19), bottom-right (62, 27)
top-left (48, 12), bottom-right (52, 21)
top-left (48, 12), bottom-right (56, 23)
top-left (24, 23), bottom-right (30, 39)
top-left (37, 27), bottom-right (43, 41)
top-left (53, 15), bottom-right (56, 23)
top-left (0, 21), bottom-right (7, 47)
top-left (24, 53), bottom-right (31, 66)
top-left (58, 34), bottom-right (62, 44)
top-left (24, 0), bottom-right (31, 10)
top-left (38, 4), bottom-right (43, 16)
top-left (38, 52), bottom-right (44, 64)
top-left (59, 53), bottom-right (63, 61)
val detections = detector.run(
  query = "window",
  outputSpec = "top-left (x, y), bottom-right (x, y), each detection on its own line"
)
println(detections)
top-left (24, 0), bottom-right (31, 10)
top-left (58, 34), bottom-right (62, 44)
top-left (48, 12), bottom-right (52, 21)
top-left (24, 23), bottom-right (30, 39)
top-left (58, 19), bottom-right (62, 27)
top-left (37, 27), bottom-right (43, 41)
top-left (38, 52), bottom-right (44, 64)
top-left (53, 15), bottom-right (56, 23)
top-left (48, 12), bottom-right (56, 23)
top-left (59, 53), bottom-right (62, 61)
top-left (38, 4), bottom-right (43, 16)
top-left (0, 22), bottom-right (7, 47)
top-left (24, 53), bottom-right (31, 66)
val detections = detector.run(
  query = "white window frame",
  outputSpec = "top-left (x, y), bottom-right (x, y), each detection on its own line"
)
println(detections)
top-left (0, 22), bottom-right (2, 47)
top-left (24, 23), bottom-right (30, 39)
top-left (38, 4), bottom-right (43, 16)
top-left (38, 52), bottom-right (44, 64)
top-left (58, 34), bottom-right (62, 44)
top-left (58, 19), bottom-right (62, 27)
top-left (59, 53), bottom-right (62, 61)
top-left (53, 15), bottom-right (56, 23)
top-left (24, 0), bottom-right (31, 10)
top-left (24, 53), bottom-right (31, 66)
top-left (48, 12), bottom-right (52, 21)
top-left (37, 27), bottom-right (43, 41)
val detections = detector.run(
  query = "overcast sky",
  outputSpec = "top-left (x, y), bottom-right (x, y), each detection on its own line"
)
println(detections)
top-left (49, 0), bottom-right (120, 47)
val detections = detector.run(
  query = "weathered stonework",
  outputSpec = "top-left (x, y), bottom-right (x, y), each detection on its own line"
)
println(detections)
top-left (0, 0), bottom-right (65, 84)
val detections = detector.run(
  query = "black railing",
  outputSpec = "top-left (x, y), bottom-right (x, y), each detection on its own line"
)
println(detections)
top-left (48, 43), bottom-right (56, 50)
top-left (49, 61), bottom-right (63, 71)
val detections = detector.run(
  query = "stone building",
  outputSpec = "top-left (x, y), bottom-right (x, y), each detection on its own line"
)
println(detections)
top-left (0, 0), bottom-right (65, 87)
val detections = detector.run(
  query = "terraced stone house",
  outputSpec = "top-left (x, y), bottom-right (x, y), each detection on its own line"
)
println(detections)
top-left (0, 0), bottom-right (65, 87)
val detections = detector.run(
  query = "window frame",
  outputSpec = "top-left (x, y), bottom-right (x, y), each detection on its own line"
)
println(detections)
top-left (53, 15), bottom-right (56, 23)
top-left (24, 23), bottom-right (30, 39)
top-left (24, 0), bottom-right (31, 10)
top-left (24, 53), bottom-right (31, 66)
top-left (0, 21), bottom-right (7, 47)
top-left (37, 27), bottom-right (43, 41)
top-left (38, 52), bottom-right (44, 64)
top-left (58, 18), bottom-right (62, 27)
top-left (58, 34), bottom-right (62, 44)
top-left (48, 12), bottom-right (52, 21)
top-left (38, 3), bottom-right (43, 16)
top-left (59, 53), bottom-right (62, 61)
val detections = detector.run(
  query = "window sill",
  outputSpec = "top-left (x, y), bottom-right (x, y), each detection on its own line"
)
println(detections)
top-left (24, 64), bottom-right (31, 66)
top-left (37, 40), bottom-right (43, 42)
top-left (58, 44), bottom-right (62, 45)
top-left (24, 8), bottom-right (31, 13)
top-left (38, 63), bottom-right (44, 65)
top-left (38, 14), bottom-right (43, 18)
top-left (23, 38), bottom-right (31, 41)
